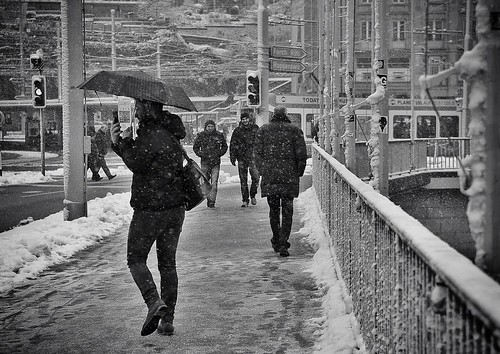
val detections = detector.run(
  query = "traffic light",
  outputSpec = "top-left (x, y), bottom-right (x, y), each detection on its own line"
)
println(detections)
top-left (32, 75), bottom-right (46, 108)
top-left (246, 69), bottom-right (261, 107)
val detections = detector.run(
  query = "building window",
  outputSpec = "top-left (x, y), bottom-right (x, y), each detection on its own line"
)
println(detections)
top-left (361, 0), bottom-right (372, 3)
top-left (392, 0), bottom-right (405, 3)
top-left (392, 20), bottom-right (406, 41)
top-left (361, 20), bottom-right (372, 41)
top-left (427, 20), bottom-right (443, 41)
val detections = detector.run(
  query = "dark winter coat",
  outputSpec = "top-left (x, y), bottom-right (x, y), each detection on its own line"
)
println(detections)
top-left (229, 121), bottom-right (259, 164)
top-left (95, 127), bottom-right (111, 156)
top-left (193, 121), bottom-right (228, 166)
top-left (112, 112), bottom-right (187, 211)
top-left (254, 115), bottom-right (307, 198)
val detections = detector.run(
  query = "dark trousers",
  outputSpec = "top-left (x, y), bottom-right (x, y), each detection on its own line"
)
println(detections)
top-left (267, 195), bottom-right (294, 249)
top-left (96, 155), bottom-right (113, 178)
top-left (127, 207), bottom-right (185, 321)
top-left (237, 159), bottom-right (260, 202)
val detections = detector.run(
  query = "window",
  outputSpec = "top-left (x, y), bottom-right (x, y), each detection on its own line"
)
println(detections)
top-left (354, 115), bottom-right (371, 142)
top-left (417, 115), bottom-right (437, 138)
top-left (361, 0), bottom-right (372, 3)
top-left (361, 21), bottom-right (372, 41)
top-left (306, 114), bottom-right (318, 138)
top-left (392, 20), bottom-right (406, 41)
top-left (440, 116), bottom-right (459, 137)
top-left (427, 20), bottom-right (443, 41)
top-left (393, 0), bottom-right (405, 3)
top-left (288, 113), bottom-right (302, 130)
top-left (392, 115), bottom-right (411, 139)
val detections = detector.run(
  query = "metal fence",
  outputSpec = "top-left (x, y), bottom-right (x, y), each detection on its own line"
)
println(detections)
top-left (312, 144), bottom-right (500, 353)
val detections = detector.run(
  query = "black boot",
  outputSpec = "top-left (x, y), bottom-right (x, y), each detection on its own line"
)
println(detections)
top-left (141, 298), bottom-right (168, 336)
top-left (157, 316), bottom-right (175, 336)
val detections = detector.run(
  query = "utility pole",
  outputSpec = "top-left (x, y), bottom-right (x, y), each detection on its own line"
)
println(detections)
top-left (324, 0), bottom-right (332, 155)
top-left (332, 0), bottom-right (341, 160)
top-left (481, 0), bottom-right (500, 274)
top-left (61, 0), bottom-right (86, 220)
top-left (317, 0), bottom-right (325, 149)
top-left (111, 9), bottom-right (116, 71)
top-left (257, 0), bottom-right (269, 126)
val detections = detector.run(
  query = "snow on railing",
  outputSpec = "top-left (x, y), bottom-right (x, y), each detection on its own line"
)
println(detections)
top-left (312, 144), bottom-right (500, 352)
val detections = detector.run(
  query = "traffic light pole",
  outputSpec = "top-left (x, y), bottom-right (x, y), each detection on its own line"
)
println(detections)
top-left (257, 0), bottom-right (269, 126)
top-left (39, 108), bottom-right (45, 176)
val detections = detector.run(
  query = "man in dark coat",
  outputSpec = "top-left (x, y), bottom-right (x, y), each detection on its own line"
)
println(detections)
top-left (254, 105), bottom-right (307, 257)
top-left (94, 125), bottom-right (116, 180)
top-left (229, 112), bottom-right (260, 207)
top-left (110, 99), bottom-right (186, 337)
top-left (193, 119), bottom-right (228, 208)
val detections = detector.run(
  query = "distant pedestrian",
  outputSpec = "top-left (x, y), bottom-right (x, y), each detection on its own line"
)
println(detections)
top-left (110, 98), bottom-right (187, 337)
top-left (87, 126), bottom-right (101, 181)
top-left (254, 106), bottom-right (307, 257)
top-left (94, 125), bottom-right (116, 180)
top-left (229, 112), bottom-right (260, 207)
top-left (193, 119), bottom-right (228, 208)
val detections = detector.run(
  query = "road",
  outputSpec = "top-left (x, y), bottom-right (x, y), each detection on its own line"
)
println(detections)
top-left (0, 175), bottom-right (133, 232)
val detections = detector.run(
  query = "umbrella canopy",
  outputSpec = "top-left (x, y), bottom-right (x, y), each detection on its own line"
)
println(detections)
top-left (77, 70), bottom-right (197, 112)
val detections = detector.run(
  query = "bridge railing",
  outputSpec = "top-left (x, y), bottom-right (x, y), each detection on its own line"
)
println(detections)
top-left (354, 137), bottom-right (471, 177)
top-left (312, 144), bottom-right (500, 353)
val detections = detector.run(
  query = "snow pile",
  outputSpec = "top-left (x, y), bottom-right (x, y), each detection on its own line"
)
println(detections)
top-left (0, 192), bottom-right (133, 294)
top-left (297, 187), bottom-right (365, 353)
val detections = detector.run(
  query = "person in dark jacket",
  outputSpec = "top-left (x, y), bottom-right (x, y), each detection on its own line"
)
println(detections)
top-left (94, 125), bottom-right (116, 180)
top-left (87, 126), bottom-right (101, 181)
top-left (110, 98), bottom-right (186, 337)
top-left (193, 119), bottom-right (228, 208)
top-left (254, 105), bottom-right (307, 257)
top-left (229, 112), bottom-right (260, 207)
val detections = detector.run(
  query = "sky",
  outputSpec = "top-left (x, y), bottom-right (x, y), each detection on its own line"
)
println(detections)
top-left (0, 159), bottom-right (363, 353)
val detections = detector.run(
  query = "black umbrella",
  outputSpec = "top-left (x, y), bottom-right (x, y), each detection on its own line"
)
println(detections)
top-left (77, 70), bottom-right (197, 112)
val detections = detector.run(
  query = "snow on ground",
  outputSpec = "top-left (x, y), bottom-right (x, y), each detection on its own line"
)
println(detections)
top-left (0, 157), bottom-right (360, 352)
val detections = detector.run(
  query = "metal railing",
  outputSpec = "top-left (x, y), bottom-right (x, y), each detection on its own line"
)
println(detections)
top-left (312, 144), bottom-right (500, 353)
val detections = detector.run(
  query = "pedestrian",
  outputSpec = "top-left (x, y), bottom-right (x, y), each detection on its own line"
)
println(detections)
top-left (110, 98), bottom-right (187, 337)
top-left (254, 105), bottom-right (308, 257)
top-left (193, 119), bottom-right (228, 208)
top-left (87, 126), bottom-right (101, 181)
top-left (229, 112), bottom-right (260, 207)
top-left (94, 125), bottom-right (116, 180)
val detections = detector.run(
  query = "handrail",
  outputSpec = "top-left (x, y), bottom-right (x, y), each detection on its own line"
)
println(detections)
top-left (312, 144), bottom-right (500, 352)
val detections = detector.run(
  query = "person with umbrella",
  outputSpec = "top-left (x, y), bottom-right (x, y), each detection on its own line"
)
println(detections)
top-left (110, 98), bottom-right (187, 336)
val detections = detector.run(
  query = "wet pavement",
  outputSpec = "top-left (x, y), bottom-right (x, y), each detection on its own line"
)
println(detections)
top-left (0, 160), bottom-right (322, 353)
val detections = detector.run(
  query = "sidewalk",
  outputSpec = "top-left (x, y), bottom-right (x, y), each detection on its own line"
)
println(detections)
top-left (0, 181), bottom-right (323, 353)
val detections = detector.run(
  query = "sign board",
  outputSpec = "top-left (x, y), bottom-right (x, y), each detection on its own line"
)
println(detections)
top-left (377, 74), bottom-right (387, 88)
top-left (270, 46), bottom-right (307, 60)
top-left (117, 96), bottom-right (132, 111)
top-left (269, 59), bottom-right (306, 73)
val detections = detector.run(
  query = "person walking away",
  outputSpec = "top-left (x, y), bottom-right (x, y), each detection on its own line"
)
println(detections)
top-left (110, 98), bottom-right (187, 336)
top-left (254, 106), bottom-right (307, 257)
top-left (94, 125), bottom-right (116, 180)
top-left (87, 126), bottom-right (101, 181)
top-left (193, 119), bottom-right (228, 208)
top-left (229, 112), bottom-right (260, 207)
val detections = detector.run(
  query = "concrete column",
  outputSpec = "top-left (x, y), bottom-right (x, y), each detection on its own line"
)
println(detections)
top-left (61, 0), bottom-right (86, 220)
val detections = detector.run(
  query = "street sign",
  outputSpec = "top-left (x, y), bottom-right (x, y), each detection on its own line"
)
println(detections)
top-left (270, 45), bottom-right (307, 60)
top-left (269, 59), bottom-right (306, 73)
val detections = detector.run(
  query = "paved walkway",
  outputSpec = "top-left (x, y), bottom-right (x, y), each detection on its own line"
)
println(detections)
top-left (0, 179), bottom-right (323, 353)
